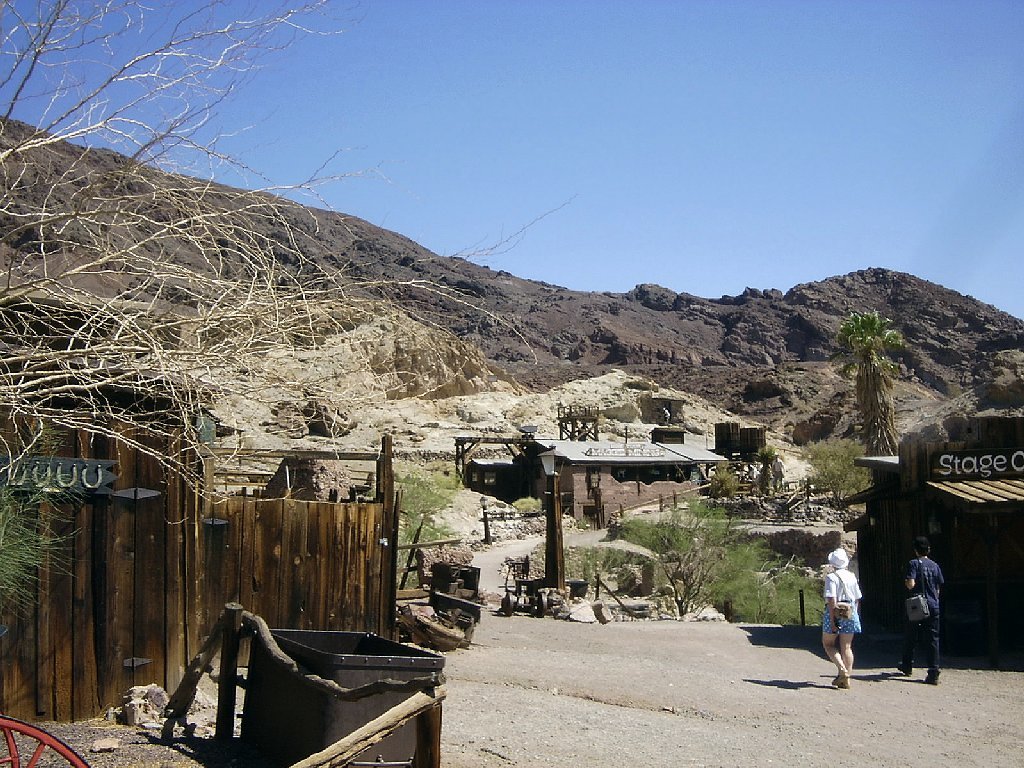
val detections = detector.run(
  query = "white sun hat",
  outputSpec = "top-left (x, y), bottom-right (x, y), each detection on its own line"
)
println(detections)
top-left (828, 548), bottom-right (850, 570)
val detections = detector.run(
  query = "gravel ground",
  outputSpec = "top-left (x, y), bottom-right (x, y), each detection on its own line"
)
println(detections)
top-left (440, 610), bottom-right (1024, 768)
top-left (39, 607), bottom-right (1023, 768)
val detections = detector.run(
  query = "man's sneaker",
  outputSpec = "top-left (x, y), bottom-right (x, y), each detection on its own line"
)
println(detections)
top-left (897, 664), bottom-right (912, 676)
top-left (925, 670), bottom-right (940, 685)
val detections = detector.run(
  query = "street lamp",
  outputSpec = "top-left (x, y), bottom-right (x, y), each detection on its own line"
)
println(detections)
top-left (538, 449), bottom-right (564, 591)
top-left (539, 449), bottom-right (556, 478)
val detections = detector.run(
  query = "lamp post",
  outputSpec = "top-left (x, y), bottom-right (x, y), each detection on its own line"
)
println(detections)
top-left (480, 496), bottom-right (491, 545)
top-left (539, 449), bottom-right (565, 591)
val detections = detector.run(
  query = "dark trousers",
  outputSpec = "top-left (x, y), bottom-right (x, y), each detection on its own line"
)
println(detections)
top-left (902, 614), bottom-right (940, 672)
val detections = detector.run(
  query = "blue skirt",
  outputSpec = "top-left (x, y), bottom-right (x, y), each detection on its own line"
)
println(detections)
top-left (822, 604), bottom-right (862, 634)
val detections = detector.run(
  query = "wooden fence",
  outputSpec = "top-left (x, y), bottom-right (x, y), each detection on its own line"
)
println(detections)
top-left (0, 426), bottom-right (398, 722)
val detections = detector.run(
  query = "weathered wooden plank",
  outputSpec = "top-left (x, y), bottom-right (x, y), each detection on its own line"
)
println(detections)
top-left (202, 499), bottom-right (233, 628)
top-left (72, 498), bottom-right (100, 719)
top-left (236, 495), bottom-right (258, 616)
top-left (325, 503), bottom-right (346, 631)
top-left (312, 501), bottom-right (332, 629)
top-left (350, 503), bottom-right (368, 631)
top-left (104, 435), bottom-right (138, 702)
top-left (163, 436), bottom-right (187, 697)
top-left (0, 608), bottom-right (35, 718)
top-left (364, 503), bottom-right (383, 635)
top-left (133, 445), bottom-right (168, 696)
top-left (35, 501), bottom-right (54, 719)
top-left (280, 497), bottom-right (306, 628)
top-left (48, 502), bottom-right (76, 721)
top-left (255, 499), bottom-right (285, 627)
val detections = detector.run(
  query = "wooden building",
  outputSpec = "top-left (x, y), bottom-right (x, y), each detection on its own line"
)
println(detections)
top-left (0, 419), bottom-right (399, 722)
top-left (530, 438), bottom-right (727, 528)
top-left (848, 416), bottom-right (1024, 666)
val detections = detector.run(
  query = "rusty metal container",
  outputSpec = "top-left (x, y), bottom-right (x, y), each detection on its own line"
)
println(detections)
top-left (241, 630), bottom-right (444, 767)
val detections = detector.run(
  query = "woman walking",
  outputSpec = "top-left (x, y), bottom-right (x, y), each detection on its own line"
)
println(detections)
top-left (821, 548), bottom-right (863, 689)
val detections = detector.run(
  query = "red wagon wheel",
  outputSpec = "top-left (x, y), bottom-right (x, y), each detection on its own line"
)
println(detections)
top-left (0, 715), bottom-right (90, 768)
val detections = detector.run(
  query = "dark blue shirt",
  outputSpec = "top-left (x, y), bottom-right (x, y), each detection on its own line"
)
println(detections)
top-left (906, 557), bottom-right (944, 615)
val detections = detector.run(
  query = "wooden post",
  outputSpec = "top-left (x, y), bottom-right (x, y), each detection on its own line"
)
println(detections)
top-left (414, 703), bottom-right (443, 768)
top-left (399, 517), bottom-right (425, 590)
top-left (481, 500), bottom-right (492, 545)
top-left (544, 472), bottom-right (564, 591)
top-left (215, 602), bottom-right (243, 740)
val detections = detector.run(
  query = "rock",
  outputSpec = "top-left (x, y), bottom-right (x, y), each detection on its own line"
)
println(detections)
top-left (566, 601), bottom-right (597, 623)
top-left (120, 683), bottom-right (169, 726)
top-left (89, 737), bottom-right (121, 753)
top-left (686, 606), bottom-right (727, 622)
top-left (592, 601), bottom-right (613, 624)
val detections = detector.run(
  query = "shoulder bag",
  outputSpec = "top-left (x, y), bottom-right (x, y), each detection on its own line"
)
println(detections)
top-left (905, 561), bottom-right (931, 621)
top-left (833, 573), bottom-right (855, 620)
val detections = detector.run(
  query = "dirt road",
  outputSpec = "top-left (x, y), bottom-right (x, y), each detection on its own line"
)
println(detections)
top-left (440, 608), bottom-right (1024, 768)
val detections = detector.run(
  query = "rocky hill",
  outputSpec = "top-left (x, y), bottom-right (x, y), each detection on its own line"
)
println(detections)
top-left (4, 118), bottom-right (1023, 452)
top-left (262, 204), bottom-right (1024, 445)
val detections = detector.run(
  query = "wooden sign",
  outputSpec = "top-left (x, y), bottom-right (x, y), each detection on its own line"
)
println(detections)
top-left (930, 448), bottom-right (1024, 481)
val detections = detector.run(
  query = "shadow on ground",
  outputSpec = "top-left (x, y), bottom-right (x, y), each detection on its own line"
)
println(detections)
top-left (739, 623), bottom-right (1024, 672)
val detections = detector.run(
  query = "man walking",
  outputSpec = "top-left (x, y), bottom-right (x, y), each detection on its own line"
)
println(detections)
top-left (899, 535), bottom-right (945, 684)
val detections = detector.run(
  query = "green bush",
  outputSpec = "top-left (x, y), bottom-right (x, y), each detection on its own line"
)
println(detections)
top-left (615, 502), bottom-right (816, 624)
top-left (804, 439), bottom-right (871, 505)
top-left (0, 489), bottom-right (69, 614)
top-left (396, 464), bottom-right (460, 544)
top-left (511, 496), bottom-right (542, 514)
top-left (707, 467), bottom-right (740, 498)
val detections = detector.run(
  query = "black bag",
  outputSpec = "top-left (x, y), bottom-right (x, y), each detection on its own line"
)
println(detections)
top-left (906, 594), bottom-right (930, 621)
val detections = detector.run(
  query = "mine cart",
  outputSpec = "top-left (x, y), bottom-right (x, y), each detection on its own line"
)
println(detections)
top-left (499, 556), bottom-right (549, 617)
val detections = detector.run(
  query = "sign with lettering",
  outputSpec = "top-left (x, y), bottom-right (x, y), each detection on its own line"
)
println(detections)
top-left (0, 456), bottom-right (118, 495)
top-left (930, 449), bottom-right (1024, 481)
top-left (585, 445), bottom-right (666, 458)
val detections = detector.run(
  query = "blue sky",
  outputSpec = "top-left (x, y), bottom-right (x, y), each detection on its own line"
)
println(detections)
top-left (34, 1), bottom-right (1024, 319)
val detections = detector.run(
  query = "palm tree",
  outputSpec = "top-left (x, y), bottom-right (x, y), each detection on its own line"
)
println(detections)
top-left (834, 311), bottom-right (904, 455)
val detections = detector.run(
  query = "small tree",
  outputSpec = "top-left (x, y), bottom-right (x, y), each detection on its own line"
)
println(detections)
top-left (0, 3), bottom-right (489, 473)
top-left (804, 439), bottom-right (871, 506)
top-left (707, 467), bottom-right (740, 499)
top-left (0, 489), bottom-right (69, 615)
top-left (618, 503), bottom-right (741, 615)
top-left (396, 465), bottom-right (461, 544)
top-left (756, 445), bottom-right (778, 495)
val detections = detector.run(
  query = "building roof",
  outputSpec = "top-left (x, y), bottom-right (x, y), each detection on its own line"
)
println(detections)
top-left (854, 455), bottom-right (901, 472)
top-left (536, 439), bottom-right (727, 465)
top-left (926, 478), bottom-right (1024, 510)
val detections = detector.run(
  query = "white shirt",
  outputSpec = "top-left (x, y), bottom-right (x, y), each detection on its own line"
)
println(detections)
top-left (824, 569), bottom-right (863, 602)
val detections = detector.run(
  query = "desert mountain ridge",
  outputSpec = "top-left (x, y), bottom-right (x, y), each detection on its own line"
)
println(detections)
top-left (3, 117), bottom-right (1023, 456)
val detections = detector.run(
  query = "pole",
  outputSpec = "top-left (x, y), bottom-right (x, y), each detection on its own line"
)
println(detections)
top-left (481, 499), bottom-right (492, 545)
top-left (544, 472), bottom-right (565, 591)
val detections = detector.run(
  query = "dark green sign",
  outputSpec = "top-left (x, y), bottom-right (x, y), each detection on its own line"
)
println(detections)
top-left (0, 456), bottom-right (118, 495)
